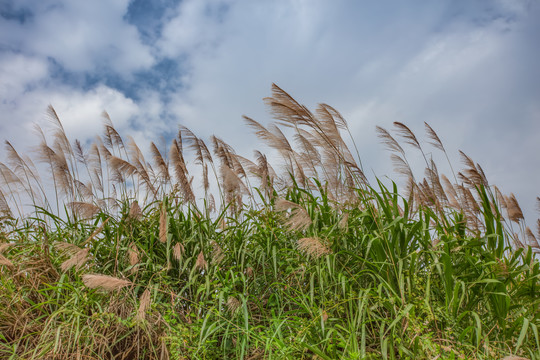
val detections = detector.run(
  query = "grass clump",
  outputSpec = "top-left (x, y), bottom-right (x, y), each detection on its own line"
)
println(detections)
top-left (0, 84), bottom-right (539, 359)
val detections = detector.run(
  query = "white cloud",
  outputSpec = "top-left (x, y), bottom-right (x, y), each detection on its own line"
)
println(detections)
top-left (0, 0), bottom-right (154, 74)
top-left (156, 0), bottom-right (539, 222)
top-left (0, 52), bottom-right (165, 160)
top-left (0, 52), bottom-right (48, 96)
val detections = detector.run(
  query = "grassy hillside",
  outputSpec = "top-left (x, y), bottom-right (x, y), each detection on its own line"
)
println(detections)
top-left (0, 84), bottom-right (539, 359)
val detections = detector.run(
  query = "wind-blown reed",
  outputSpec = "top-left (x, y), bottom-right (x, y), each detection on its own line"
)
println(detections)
top-left (0, 84), bottom-right (539, 359)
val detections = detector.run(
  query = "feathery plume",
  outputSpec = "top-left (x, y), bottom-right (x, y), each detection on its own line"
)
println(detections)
top-left (392, 154), bottom-right (413, 178)
top-left (47, 105), bottom-right (75, 160)
top-left (150, 142), bottom-right (170, 182)
top-left (0, 254), bottom-right (13, 268)
top-left (0, 243), bottom-right (13, 255)
top-left (128, 200), bottom-right (142, 220)
top-left (196, 250), bottom-right (208, 270)
top-left (297, 237), bottom-right (331, 258)
top-left (441, 174), bottom-right (459, 209)
top-left (202, 163), bottom-right (209, 193)
top-left (172, 243), bottom-right (184, 261)
top-left (316, 103), bottom-right (348, 150)
top-left (525, 227), bottom-right (540, 250)
top-left (211, 241), bottom-right (224, 264)
top-left (376, 126), bottom-right (404, 155)
top-left (243, 116), bottom-right (273, 142)
top-left (264, 83), bottom-right (316, 128)
top-left (82, 274), bottom-right (131, 291)
top-left (109, 156), bottom-right (137, 177)
top-left (102, 111), bottom-right (125, 151)
top-left (424, 122), bottom-right (445, 151)
top-left (276, 199), bottom-right (312, 231)
top-left (128, 242), bottom-right (140, 267)
top-left (505, 193), bottom-right (524, 223)
top-left (537, 219), bottom-right (540, 242)
top-left (169, 139), bottom-right (195, 203)
top-left (74, 179), bottom-right (94, 199)
top-left (159, 203), bottom-right (167, 243)
top-left (73, 139), bottom-right (86, 165)
top-left (69, 201), bottom-right (100, 219)
top-left (179, 125), bottom-right (213, 164)
top-left (493, 186), bottom-right (507, 209)
top-left (61, 248), bottom-right (90, 272)
top-left (137, 288), bottom-right (151, 321)
top-left (338, 213), bottom-right (349, 230)
top-left (317, 103), bottom-right (348, 130)
top-left (475, 163), bottom-right (489, 186)
top-left (0, 189), bottom-right (12, 218)
top-left (393, 122), bottom-right (421, 150)
top-left (55, 242), bottom-right (83, 256)
top-left (227, 296), bottom-right (241, 314)
top-left (459, 151), bottom-right (476, 171)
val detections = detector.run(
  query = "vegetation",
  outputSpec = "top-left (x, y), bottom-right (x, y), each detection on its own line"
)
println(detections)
top-left (0, 84), bottom-right (539, 359)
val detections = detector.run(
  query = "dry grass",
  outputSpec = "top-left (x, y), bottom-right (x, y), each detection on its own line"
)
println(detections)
top-left (82, 274), bottom-right (132, 291)
top-left (276, 199), bottom-right (313, 231)
top-left (60, 247), bottom-right (90, 272)
top-left (196, 250), bottom-right (207, 270)
top-left (137, 288), bottom-right (151, 321)
top-left (297, 237), bottom-right (331, 258)
top-left (0, 84), bottom-right (538, 359)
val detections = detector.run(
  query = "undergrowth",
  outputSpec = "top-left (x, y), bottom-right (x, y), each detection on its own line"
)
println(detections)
top-left (0, 84), bottom-right (539, 359)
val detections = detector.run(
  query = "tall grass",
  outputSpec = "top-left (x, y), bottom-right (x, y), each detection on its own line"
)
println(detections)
top-left (0, 84), bottom-right (539, 359)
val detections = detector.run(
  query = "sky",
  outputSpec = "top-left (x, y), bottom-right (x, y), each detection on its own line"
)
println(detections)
top-left (0, 0), bottom-right (539, 224)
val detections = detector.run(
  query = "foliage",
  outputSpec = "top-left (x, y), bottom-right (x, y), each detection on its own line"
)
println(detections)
top-left (0, 85), bottom-right (539, 359)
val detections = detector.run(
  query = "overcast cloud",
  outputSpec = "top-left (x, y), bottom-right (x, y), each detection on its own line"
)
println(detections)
top-left (0, 0), bottom-right (539, 223)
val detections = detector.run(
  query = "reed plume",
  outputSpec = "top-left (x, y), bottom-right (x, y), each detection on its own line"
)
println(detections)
top-left (137, 288), bottom-right (151, 321)
top-left (227, 296), bottom-right (240, 314)
top-left (0, 243), bottom-right (13, 254)
top-left (297, 237), bottom-right (331, 258)
top-left (128, 200), bottom-right (142, 220)
top-left (169, 138), bottom-right (195, 204)
top-left (0, 254), bottom-right (13, 268)
top-left (172, 243), bottom-right (184, 261)
top-left (61, 247), bottom-right (90, 272)
top-left (276, 199), bottom-right (312, 231)
top-left (82, 274), bottom-right (131, 291)
top-left (159, 203), bottom-right (167, 243)
top-left (196, 250), bottom-right (207, 270)
top-left (424, 122), bottom-right (445, 152)
top-left (102, 111), bottom-right (126, 154)
top-left (505, 193), bottom-right (524, 223)
top-left (69, 201), bottom-right (100, 219)
top-left (150, 142), bottom-right (170, 183)
top-left (393, 122), bottom-right (421, 150)
top-left (128, 242), bottom-right (140, 267)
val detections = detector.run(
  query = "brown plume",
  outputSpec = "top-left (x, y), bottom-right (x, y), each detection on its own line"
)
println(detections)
top-left (82, 274), bottom-right (131, 292)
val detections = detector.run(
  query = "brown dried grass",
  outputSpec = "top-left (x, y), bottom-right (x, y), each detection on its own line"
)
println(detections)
top-left (297, 237), bottom-right (331, 258)
top-left (82, 274), bottom-right (131, 292)
top-left (137, 288), bottom-right (151, 321)
top-left (196, 250), bottom-right (207, 270)
top-left (60, 247), bottom-right (90, 272)
top-left (159, 204), bottom-right (168, 243)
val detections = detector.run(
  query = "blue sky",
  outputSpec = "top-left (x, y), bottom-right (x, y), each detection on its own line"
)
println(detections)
top-left (0, 0), bottom-right (539, 223)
